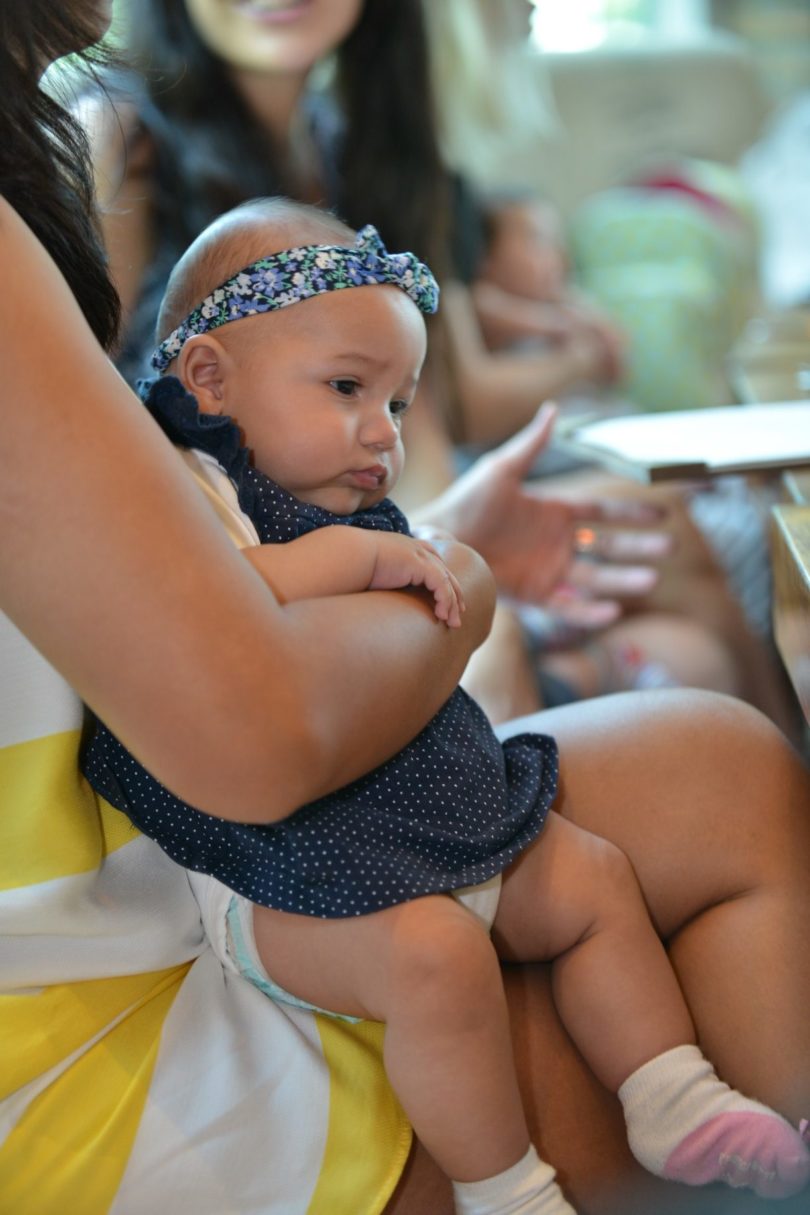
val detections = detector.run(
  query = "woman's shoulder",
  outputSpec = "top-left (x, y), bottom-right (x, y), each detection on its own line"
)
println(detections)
top-left (0, 194), bottom-right (90, 299)
top-left (0, 193), bottom-right (22, 230)
top-left (0, 195), bottom-right (112, 382)
top-left (0, 193), bottom-right (28, 228)
top-left (0, 195), bottom-right (55, 277)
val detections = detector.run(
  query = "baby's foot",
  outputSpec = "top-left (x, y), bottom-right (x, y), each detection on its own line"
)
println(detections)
top-left (618, 1045), bottom-right (810, 1199)
top-left (660, 1109), bottom-right (810, 1198)
top-left (452, 1145), bottom-right (577, 1214)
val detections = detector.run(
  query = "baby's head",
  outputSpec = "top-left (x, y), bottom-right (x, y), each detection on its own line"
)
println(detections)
top-left (153, 198), bottom-right (438, 513)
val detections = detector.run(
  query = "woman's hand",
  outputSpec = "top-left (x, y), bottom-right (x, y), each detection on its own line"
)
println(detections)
top-left (415, 404), bottom-right (672, 630)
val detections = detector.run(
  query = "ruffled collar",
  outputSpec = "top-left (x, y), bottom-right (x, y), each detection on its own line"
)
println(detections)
top-left (138, 372), bottom-right (248, 471)
top-left (138, 375), bottom-right (408, 540)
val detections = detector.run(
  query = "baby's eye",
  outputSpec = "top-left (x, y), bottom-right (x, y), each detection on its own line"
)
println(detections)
top-left (390, 399), bottom-right (411, 418)
top-left (330, 378), bottom-right (359, 397)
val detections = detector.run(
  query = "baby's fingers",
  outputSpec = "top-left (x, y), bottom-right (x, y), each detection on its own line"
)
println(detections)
top-left (422, 556), bottom-right (465, 628)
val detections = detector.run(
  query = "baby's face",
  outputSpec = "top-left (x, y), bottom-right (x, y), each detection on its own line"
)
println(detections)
top-left (218, 284), bottom-right (427, 513)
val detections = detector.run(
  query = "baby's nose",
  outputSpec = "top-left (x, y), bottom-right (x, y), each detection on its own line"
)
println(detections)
top-left (362, 409), bottom-right (399, 449)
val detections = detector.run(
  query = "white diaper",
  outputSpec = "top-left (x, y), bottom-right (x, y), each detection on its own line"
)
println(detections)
top-left (188, 871), bottom-right (502, 1021)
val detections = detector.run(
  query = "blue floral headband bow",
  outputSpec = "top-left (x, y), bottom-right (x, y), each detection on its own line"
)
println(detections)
top-left (151, 223), bottom-right (440, 372)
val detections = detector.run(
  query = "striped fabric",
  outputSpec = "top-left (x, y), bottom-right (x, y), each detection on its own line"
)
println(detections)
top-left (0, 450), bottom-right (409, 1212)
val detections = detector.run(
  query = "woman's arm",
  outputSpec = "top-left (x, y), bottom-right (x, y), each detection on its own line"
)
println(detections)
top-left (0, 199), bottom-right (494, 822)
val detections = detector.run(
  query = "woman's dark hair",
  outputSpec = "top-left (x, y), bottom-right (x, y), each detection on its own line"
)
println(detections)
top-left (334, 0), bottom-right (451, 274)
top-left (124, 0), bottom-right (451, 369)
top-left (0, 1), bottom-right (121, 351)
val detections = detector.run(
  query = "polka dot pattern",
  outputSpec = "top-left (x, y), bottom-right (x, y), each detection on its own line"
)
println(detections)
top-left (82, 379), bottom-right (558, 918)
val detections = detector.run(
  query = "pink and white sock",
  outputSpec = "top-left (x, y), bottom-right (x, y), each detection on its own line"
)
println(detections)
top-left (452, 1144), bottom-right (577, 1215)
top-left (618, 1044), bottom-right (810, 1198)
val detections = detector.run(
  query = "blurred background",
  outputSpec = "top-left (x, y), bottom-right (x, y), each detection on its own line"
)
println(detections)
top-left (435, 0), bottom-right (810, 412)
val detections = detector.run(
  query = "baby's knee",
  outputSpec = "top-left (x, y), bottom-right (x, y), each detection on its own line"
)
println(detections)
top-left (388, 898), bottom-right (500, 1006)
top-left (581, 833), bottom-right (642, 914)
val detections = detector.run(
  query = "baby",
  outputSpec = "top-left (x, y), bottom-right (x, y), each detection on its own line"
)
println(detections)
top-left (84, 198), bottom-right (809, 1215)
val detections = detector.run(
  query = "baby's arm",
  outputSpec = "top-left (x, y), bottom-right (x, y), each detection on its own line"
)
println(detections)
top-left (244, 526), bottom-right (465, 627)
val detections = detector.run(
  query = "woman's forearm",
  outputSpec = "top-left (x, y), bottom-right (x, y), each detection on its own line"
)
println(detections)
top-left (281, 540), bottom-right (495, 805)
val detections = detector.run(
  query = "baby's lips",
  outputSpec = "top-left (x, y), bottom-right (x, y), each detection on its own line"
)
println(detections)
top-left (345, 465), bottom-right (387, 489)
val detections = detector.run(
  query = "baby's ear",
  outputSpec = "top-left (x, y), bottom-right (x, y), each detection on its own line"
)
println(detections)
top-left (178, 335), bottom-right (231, 414)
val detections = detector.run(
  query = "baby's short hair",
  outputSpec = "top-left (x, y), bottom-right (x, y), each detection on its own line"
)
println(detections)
top-left (156, 198), bottom-right (356, 345)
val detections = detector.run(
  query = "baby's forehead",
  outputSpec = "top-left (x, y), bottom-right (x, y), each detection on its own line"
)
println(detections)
top-left (246, 280), bottom-right (425, 334)
top-left (153, 214), bottom-right (438, 374)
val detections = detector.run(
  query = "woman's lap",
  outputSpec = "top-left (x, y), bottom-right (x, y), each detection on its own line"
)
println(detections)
top-left (498, 688), bottom-right (808, 936)
top-left (381, 689), bottom-right (810, 1213)
top-left (505, 689), bottom-right (810, 1114)
top-left (385, 960), bottom-right (810, 1215)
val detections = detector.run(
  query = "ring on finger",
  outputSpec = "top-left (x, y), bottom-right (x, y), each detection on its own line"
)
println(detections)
top-left (573, 526), bottom-right (599, 558)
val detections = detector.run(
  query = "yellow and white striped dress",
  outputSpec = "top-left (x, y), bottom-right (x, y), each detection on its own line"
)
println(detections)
top-left (0, 452), bottom-right (410, 1213)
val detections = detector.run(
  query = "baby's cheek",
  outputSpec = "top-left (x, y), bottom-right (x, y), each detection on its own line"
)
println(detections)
top-left (389, 443), bottom-right (405, 490)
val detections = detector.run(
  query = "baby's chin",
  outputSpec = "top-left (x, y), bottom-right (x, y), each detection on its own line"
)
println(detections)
top-left (298, 486), bottom-right (386, 515)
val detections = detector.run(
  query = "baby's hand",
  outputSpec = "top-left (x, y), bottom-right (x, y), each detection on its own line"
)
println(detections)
top-left (369, 533), bottom-right (465, 627)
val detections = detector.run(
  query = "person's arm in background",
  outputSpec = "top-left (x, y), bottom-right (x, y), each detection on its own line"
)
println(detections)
top-left (415, 405), bottom-right (666, 617)
top-left (400, 394), bottom-right (669, 721)
top-left (475, 198), bottom-right (626, 370)
top-left (80, 92), bottom-right (154, 325)
top-left (0, 199), bottom-right (494, 824)
top-left (440, 281), bottom-right (617, 447)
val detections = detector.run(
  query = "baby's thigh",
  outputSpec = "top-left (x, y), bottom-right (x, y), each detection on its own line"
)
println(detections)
top-left (493, 810), bottom-right (640, 964)
top-left (252, 893), bottom-right (494, 1023)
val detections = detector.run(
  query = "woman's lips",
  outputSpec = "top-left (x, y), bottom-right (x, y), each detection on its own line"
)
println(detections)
top-left (235, 0), bottom-right (313, 26)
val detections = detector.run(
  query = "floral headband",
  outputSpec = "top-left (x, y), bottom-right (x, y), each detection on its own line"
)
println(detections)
top-left (151, 223), bottom-right (439, 372)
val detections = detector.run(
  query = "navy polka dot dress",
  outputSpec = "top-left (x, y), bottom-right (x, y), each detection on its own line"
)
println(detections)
top-left (83, 378), bottom-right (558, 918)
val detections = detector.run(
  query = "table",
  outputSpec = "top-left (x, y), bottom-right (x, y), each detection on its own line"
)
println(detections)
top-left (771, 504), bottom-right (810, 724)
top-left (731, 318), bottom-right (810, 725)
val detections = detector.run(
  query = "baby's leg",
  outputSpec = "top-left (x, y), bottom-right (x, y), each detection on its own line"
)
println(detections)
top-left (253, 897), bottom-right (575, 1214)
top-left (494, 813), bottom-right (810, 1199)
